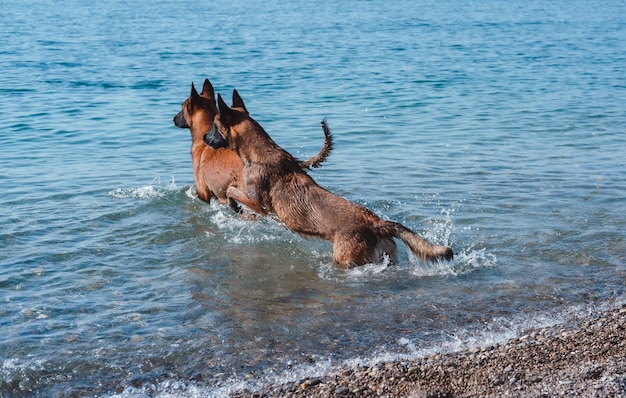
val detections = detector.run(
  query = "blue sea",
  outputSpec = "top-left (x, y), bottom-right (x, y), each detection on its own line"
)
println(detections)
top-left (1, 0), bottom-right (625, 396)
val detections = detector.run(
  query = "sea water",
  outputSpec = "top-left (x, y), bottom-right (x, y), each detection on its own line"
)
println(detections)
top-left (1, 0), bottom-right (625, 396)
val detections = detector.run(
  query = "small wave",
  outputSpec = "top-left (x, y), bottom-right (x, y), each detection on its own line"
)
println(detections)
top-left (103, 297), bottom-right (626, 398)
top-left (108, 176), bottom-right (178, 200)
top-left (107, 358), bottom-right (335, 398)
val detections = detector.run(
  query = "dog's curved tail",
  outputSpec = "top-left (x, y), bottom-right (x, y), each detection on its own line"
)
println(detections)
top-left (298, 118), bottom-right (334, 169)
top-left (377, 220), bottom-right (454, 262)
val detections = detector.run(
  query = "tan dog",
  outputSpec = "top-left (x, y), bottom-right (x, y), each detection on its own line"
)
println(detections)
top-left (205, 90), bottom-right (454, 267)
top-left (173, 79), bottom-right (333, 214)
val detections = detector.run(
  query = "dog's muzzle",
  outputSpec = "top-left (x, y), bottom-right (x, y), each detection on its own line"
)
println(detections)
top-left (173, 111), bottom-right (189, 129)
top-left (203, 126), bottom-right (229, 149)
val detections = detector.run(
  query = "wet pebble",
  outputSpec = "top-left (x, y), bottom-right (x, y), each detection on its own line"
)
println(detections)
top-left (300, 378), bottom-right (321, 390)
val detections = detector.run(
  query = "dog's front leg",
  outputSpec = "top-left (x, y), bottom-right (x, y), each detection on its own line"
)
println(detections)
top-left (226, 186), bottom-right (267, 216)
top-left (228, 197), bottom-right (258, 221)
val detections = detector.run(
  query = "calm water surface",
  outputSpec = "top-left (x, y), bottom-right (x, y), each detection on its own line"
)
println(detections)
top-left (1, 0), bottom-right (625, 396)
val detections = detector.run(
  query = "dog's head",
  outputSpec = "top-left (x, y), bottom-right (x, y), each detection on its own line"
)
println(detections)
top-left (173, 79), bottom-right (218, 137)
top-left (203, 90), bottom-right (249, 152)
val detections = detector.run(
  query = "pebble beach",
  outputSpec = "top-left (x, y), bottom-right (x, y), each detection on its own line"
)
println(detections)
top-left (232, 303), bottom-right (626, 397)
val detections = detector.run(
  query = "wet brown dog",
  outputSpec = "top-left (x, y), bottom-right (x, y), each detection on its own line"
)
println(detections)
top-left (173, 79), bottom-right (333, 214)
top-left (205, 90), bottom-right (454, 267)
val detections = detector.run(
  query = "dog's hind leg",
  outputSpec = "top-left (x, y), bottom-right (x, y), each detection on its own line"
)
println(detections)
top-left (331, 231), bottom-right (385, 268)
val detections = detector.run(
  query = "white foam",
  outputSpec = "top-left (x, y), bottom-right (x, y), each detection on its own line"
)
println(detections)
top-left (207, 208), bottom-right (290, 244)
top-left (344, 256), bottom-right (392, 278)
top-left (457, 246), bottom-right (498, 269)
top-left (108, 176), bottom-right (178, 200)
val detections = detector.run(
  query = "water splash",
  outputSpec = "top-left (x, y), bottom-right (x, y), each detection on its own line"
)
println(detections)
top-left (207, 207), bottom-right (290, 244)
top-left (316, 205), bottom-right (472, 280)
top-left (423, 206), bottom-right (455, 247)
top-left (457, 246), bottom-right (498, 269)
top-left (108, 176), bottom-right (178, 200)
top-left (344, 255), bottom-right (393, 279)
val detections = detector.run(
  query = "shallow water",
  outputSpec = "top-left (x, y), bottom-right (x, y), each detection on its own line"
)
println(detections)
top-left (1, 0), bottom-right (625, 396)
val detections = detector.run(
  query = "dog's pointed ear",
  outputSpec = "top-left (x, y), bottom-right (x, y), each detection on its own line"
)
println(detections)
top-left (232, 89), bottom-right (247, 112)
top-left (217, 93), bottom-right (233, 124)
top-left (217, 93), bottom-right (229, 113)
top-left (201, 79), bottom-right (214, 98)
top-left (190, 82), bottom-right (200, 99)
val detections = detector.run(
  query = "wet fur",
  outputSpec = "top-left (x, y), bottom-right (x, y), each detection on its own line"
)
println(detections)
top-left (206, 90), bottom-right (454, 267)
top-left (173, 79), bottom-right (333, 214)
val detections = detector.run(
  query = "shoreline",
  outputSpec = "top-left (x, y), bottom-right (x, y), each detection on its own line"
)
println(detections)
top-left (232, 303), bottom-right (626, 397)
